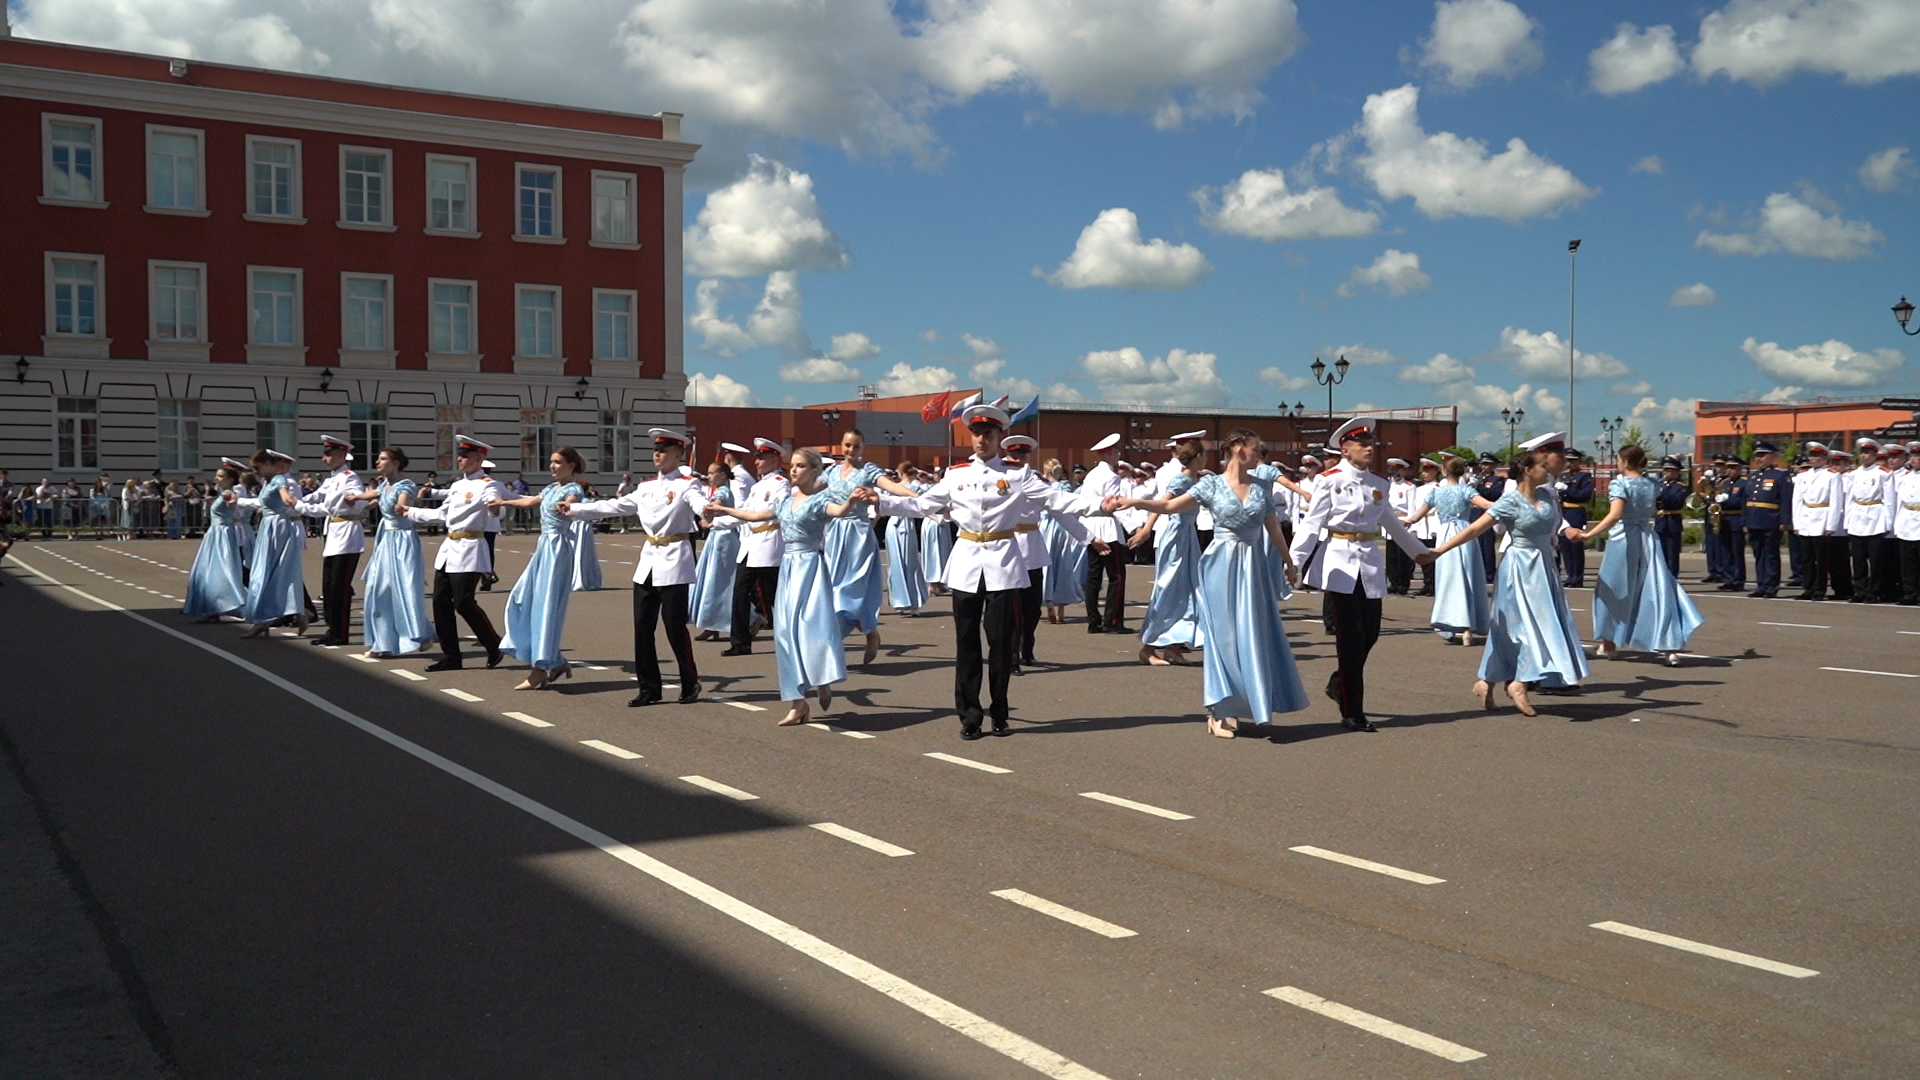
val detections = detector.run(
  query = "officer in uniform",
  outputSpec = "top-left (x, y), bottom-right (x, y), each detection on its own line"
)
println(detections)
top-left (1896, 440), bottom-right (1920, 606)
top-left (1078, 434), bottom-right (1130, 632)
top-left (1655, 455), bottom-right (1688, 576)
top-left (1556, 448), bottom-right (1595, 587)
top-left (1471, 453), bottom-right (1504, 579)
top-left (1785, 453), bottom-right (1810, 589)
top-left (1742, 440), bottom-right (1791, 598)
top-left (1701, 456), bottom-right (1727, 582)
top-left (402, 434), bottom-right (504, 671)
top-left (725, 438), bottom-right (791, 654)
top-left (296, 434), bottom-right (367, 646)
top-left (1714, 457), bottom-right (1748, 590)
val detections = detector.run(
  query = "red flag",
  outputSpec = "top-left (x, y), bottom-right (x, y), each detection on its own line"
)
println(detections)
top-left (921, 390), bottom-right (952, 423)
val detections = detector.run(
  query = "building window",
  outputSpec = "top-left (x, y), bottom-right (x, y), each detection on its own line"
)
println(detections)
top-left (44, 115), bottom-right (101, 203)
top-left (591, 172), bottom-right (636, 245)
top-left (250, 268), bottom-right (301, 345)
top-left (158, 399), bottom-right (201, 471)
top-left (593, 290), bottom-right (635, 360)
top-left (516, 165), bottom-right (561, 240)
top-left (55, 397), bottom-right (100, 470)
top-left (601, 409), bottom-right (631, 473)
top-left (349, 403), bottom-right (388, 466)
top-left (48, 255), bottom-right (104, 337)
top-left (340, 147), bottom-right (391, 226)
top-left (147, 126), bottom-right (204, 211)
top-left (247, 137), bottom-right (301, 219)
top-left (150, 262), bottom-right (205, 341)
top-left (426, 155), bottom-right (475, 234)
top-left (516, 286), bottom-right (559, 358)
top-left (521, 408), bottom-right (555, 470)
top-left (342, 274), bottom-right (392, 351)
top-left (435, 403), bottom-right (473, 471)
top-left (430, 280), bottom-right (476, 355)
top-left (256, 401), bottom-right (298, 453)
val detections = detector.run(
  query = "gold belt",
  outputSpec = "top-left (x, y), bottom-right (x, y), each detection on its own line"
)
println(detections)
top-left (644, 532), bottom-right (692, 546)
top-left (1748, 501), bottom-right (1779, 510)
top-left (1657, 509), bottom-right (1682, 515)
top-left (1329, 530), bottom-right (1380, 542)
top-left (1015, 523), bottom-right (1038, 533)
top-left (1904, 503), bottom-right (1920, 511)
top-left (449, 530), bottom-right (485, 539)
top-left (749, 523), bottom-right (779, 534)
top-left (1803, 502), bottom-right (1829, 508)
top-left (959, 529), bottom-right (1018, 542)
top-left (328, 515), bottom-right (360, 523)
top-left (1855, 499), bottom-right (1883, 505)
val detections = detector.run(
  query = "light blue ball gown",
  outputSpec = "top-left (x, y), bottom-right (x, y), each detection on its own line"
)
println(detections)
top-left (1425, 481), bottom-right (1489, 637)
top-left (1041, 480), bottom-right (1089, 606)
top-left (885, 493), bottom-right (928, 612)
top-left (1139, 473), bottom-right (1204, 650)
top-left (823, 461), bottom-right (886, 634)
top-left (572, 517), bottom-right (603, 591)
top-left (1591, 475), bottom-right (1704, 652)
top-left (361, 479), bottom-right (435, 656)
top-left (919, 510), bottom-right (952, 586)
top-left (183, 489), bottom-right (247, 618)
top-left (242, 475), bottom-right (307, 624)
top-left (1190, 474), bottom-right (1309, 722)
top-left (772, 490), bottom-right (847, 701)
top-left (1478, 489), bottom-right (1590, 687)
top-left (689, 488), bottom-right (740, 632)
top-left (499, 482), bottom-right (582, 673)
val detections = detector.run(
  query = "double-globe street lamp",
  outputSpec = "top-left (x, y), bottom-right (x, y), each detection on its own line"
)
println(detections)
top-left (1501, 406), bottom-right (1526, 459)
top-left (1599, 415), bottom-right (1625, 467)
top-left (1310, 354), bottom-right (1350, 419)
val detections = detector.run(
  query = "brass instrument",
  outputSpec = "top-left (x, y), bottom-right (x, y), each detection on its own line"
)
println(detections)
top-left (1691, 476), bottom-right (1721, 527)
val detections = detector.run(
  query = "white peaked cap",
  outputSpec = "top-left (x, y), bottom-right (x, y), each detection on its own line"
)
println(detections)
top-left (753, 438), bottom-right (784, 455)
top-left (1519, 431), bottom-right (1568, 453)
top-left (481, 460), bottom-right (497, 470)
top-left (1386, 457), bottom-right (1410, 467)
top-left (1002, 435), bottom-right (1038, 449)
top-left (647, 427), bottom-right (690, 448)
top-left (1326, 416), bottom-right (1378, 452)
top-left (960, 403), bottom-right (1011, 429)
top-left (264, 449), bottom-right (294, 463)
top-left (1170, 429), bottom-right (1207, 442)
top-left (1091, 433), bottom-right (1121, 452)
top-left (320, 434), bottom-right (350, 449)
top-left (720, 442), bottom-right (750, 454)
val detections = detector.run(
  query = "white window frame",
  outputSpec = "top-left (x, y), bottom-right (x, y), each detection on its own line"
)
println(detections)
top-left (338, 144), bottom-right (395, 231)
top-left (589, 169), bottom-right (640, 249)
top-left (256, 400), bottom-right (299, 454)
top-left (41, 113), bottom-right (106, 208)
top-left (514, 283), bottom-right (562, 363)
top-left (157, 399), bottom-right (202, 472)
top-left (244, 135), bottom-right (305, 224)
top-left (54, 396), bottom-right (101, 471)
top-left (591, 288), bottom-right (637, 361)
top-left (144, 124), bottom-right (208, 216)
top-left (514, 162), bottom-right (564, 243)
top-left (147, 260), bottom-right (211, 363)
top-left (43, 252), bottom-right (109, 359)
top-left (339, 272), bottom-right (396, 367)
top-left (428, 277), bottom-right (481, 367)
top-left (424, 153), bottom-right (479, 237)
top-left (246, 265), bottom-right (306, 365)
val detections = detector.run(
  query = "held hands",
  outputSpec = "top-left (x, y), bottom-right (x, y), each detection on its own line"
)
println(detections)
top-left (1415, 551), bottom-right (1438, 566)
top-left (1100, 494), bottom-right (1127, 514)
top-left (850, 487), bottom-right (880, 504)
top-left (1561, 526), bottom-right (1585, 543)
top-left (1090, 539), bottom-right (1111, 556)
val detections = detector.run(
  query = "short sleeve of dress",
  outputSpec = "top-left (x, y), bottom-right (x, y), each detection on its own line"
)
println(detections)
top-left (1489, 488), bottom-right (1526, 526)
top-left (1423, 484), bottom-right (1439, 508)
top-left (1167, 473), bottom-right (1197, 498)
top-left (1607, 476), bottom-right (1629, 501)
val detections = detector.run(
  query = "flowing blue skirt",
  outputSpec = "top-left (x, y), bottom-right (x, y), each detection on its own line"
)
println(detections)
top-left (242, 515), bottom-right (306, 624)
top-left (774, 548), bottom-right (846, 701)
top-left (1429, 519), bottom-right (1489, 635)
top-left (1141, 518), bottom-right (1204, 649)
top-left (233, 518), bottom-right (255, 565)
top-left (500, 527), bottom-right (577, 671)
top-left (885, 516), bottom-right (928, 612)
top-left (1198, 534), bottom-right (1309, 721)
top-left (920, 516), bottom-right (952, 585)
top-left (1592, 522), bottom-right (1703, 651)
top-left (1478, 544), bottom-right (1589, 687)
top-left (183, 520), bottom-right (247, 618)
top-left (825, 516), bottom-right (884, 634)
top-left (1258, 524), bottom-right (1294, 602)
top-left (689, 528), bottom-right (741, 632)
top-left (572, 520), bottom-right (603, 591)
top-left (362, 524), bottom-right (436, 655)
top-left (1041, 513), bottom-right (1088, 606)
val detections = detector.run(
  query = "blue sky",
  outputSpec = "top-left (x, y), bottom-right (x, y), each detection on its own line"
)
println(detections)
top-left (13, 0), bottom-right (1918, 448)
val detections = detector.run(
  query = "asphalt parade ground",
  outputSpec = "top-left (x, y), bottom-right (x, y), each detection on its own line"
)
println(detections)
top-left (4, 536), bottom-right (1917, 1078)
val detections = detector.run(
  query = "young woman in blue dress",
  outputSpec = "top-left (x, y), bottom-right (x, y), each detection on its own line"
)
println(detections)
top-left (1398, 453), bottom-right (1492, 645)
top-left (345, 447), bottom-right (436, 659)
top-left (884, 459), bottom-right (930, 615)
top-left (489, 447), bottom-right (586, 690)
top-left (238, 449), bottom-right (309, 639)
top-left (1576, 443), bottom-right (1702, 666)
top-left (182, 463), bottom-right (249, 622)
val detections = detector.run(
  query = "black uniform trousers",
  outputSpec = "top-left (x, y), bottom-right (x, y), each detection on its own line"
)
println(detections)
top-left (1084, 544), bottom-right (1127, 628)
top-left (1897, 538), bottom-right (1920, 604)
top-left (634, 581), bottom-right (697, 695)
top-left (1823, 535), bottom-right (1854, 600)
top-left (951, 582), bottom-right (1019, 730)
top-left (319, 550), bottom-right (360, 641)
top-left (1476, 530), bottom-right (1498, 580)
top-left (730, 564), bottom-right (781, 651)
top-left (1800, 532), bottom-right (1830, 596)
top-left (481, 530), bottom-right (499, 587)
top-left (1385, 543), bottom-right (1412, 594)
top-left (1018, 568), bottom-right (1043, 663)
top-left (1558, 533), bottom-right (1588, 587)
top-left (432, 569), bottom-right (500, 662)
top-left (1850, 535), bottom-right (1892, 601)
top-left (1718, 523), bottom-right (1746, 586)
top-left (1787, 531), bottom-right (1806, 584)
top-left (1747, 528), bottom-right (1782, 593)
top-left (1323, 587), bottom-right (1383, 722)
top-left (1657, 529), bottom-right (1682, 577)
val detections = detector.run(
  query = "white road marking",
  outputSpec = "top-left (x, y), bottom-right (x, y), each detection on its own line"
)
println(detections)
top-left (804, 722), bottom-right (876, 739)
top-left (351, 654), bottom-right (382, 664)
top-left (441, 688), bottom-right (485, 702)
top-left (7, 553), bottom-right (1109, 1080)
top-left (503, 711), bottom-right (553, 728)
top-left (1263, 986), bottom-right (1485, 1063)
top-left (991, 890), bottom-right (1136, 939)
top-left (582, 739), bottom-right (643, 760)
top-left (1759, 621), bottom-right (1829, 629)
top-left (725, 700), bottom-right (767, 712)
top-left (1288, 845), bottom-right (1445, 885)
top-left (811, 822), bottom-right (914, 857)
top-left (1078, 791), bottom-right (1192, 820)
top-left (926, 751), bottom-right (1010, 774)
top-left (680, 775), bottom-right (759, 801)
top-left (582, 664), bottom-right (610, 671)
top-left (1899, 631), bottom-right (1920, 636)
top-left (1590, 921), bottom-right (1819, 978)
top-left (393, 670), bottom-right (428, 682)
top-left (1819, 666), bottom-right (1917, 679)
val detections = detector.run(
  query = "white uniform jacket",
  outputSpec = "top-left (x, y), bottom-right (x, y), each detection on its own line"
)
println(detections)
top-left (1409, 481), bottom-right (1438, 540)
top-left (737, 473), bottom-right (792, 567)
top-left (297, 465), bottom-right (367, 556)
top-left (1845, 467), bottom-right (1893, 536)
top-left (1892, 469), bottom-right (1920, 542)
top-left (1791, 468), bottom-right (1839, 536)
top-left (571, 474), bottom-right (711, 586)
top-left (408, 473), bottom-right (498, 573)
top-left (1076, 462), bottom-right (1124, 544)
top-left (1290, 465), bottom-right (1430, 598)
top-left (727, 464), bottom-right (754, 507)
top-left (878, 456), bottom-right (1097, 592)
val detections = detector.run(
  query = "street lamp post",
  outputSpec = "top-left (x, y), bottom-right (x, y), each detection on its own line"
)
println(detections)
top-left (1567, 239), bottom-right (1581, 447)
top-left (1659, 430), bottom-right (1677, 458)
top-left (821, 407), bottom-right (842, 446)
top-left (1310, 354), bottom-right (1350, 419)
top-left (1894, 296), bottom-right (1918, 335)
top-left (1599, 415), bottom-right (1623, 467)
top-left (880, 428), bottom-right (904, 468)
top-left (1128, 417), bottom-right (1154, 455)
top-left (1501, 406), bottom-right (1526, 460)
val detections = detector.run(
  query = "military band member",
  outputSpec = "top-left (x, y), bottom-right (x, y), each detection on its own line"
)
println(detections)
top-left (1713, 457), bottom-right (1748, 590)
top-left (400, 435), bottom-right (504, 671)
top-left (725, 439), bottom-right (792, 655)
top-left (1556, 449), bottom-right (1595, 588)
top-left (1740, 441), bottom-right (1792, 598)
top-left (1655, 456), bottom-right (1688, 576)
top-left (296, 435), bottom-right (367, 646)
top-left (1471, 453), bottom-right (1504, 579)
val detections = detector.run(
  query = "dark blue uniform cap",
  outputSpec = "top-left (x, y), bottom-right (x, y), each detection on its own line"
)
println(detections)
top-left (1752, 440), bottom-right (1780, 455)
top-left (1660, 455), bottom-right (1681, 469)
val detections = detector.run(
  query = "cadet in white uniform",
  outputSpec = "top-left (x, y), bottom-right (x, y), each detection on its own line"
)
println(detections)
top-left (1895, 441), bottom-right (1920, 605)
top-left (1845, 439), bottom-right (1895, 602)
top-left (566, 428), bottom-right (710, 706)
top-left (400, 434), bottom-right (504, 671)
top-left (1078, 434), bottom-right (1129, 632)
top-left (1410, 458), bottom-right (1441, 596)
top-left (1792, 444), bottom-right (1842, 601)
top-left (296, 435), bottom-right (367, 645)
top-left (726, 439), bottom-right (792, 655)
top-left (1002, 435), bottom-right (1092, 673)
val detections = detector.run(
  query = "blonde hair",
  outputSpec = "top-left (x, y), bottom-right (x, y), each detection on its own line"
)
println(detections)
top-left (790, 447), bottom-right (826, 493)
top-left (1042, 458), bottom-right (1066, 481)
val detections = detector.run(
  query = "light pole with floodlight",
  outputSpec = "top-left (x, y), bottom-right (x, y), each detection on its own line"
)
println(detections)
top-left (1501, 406), bottom-right (1526, 460)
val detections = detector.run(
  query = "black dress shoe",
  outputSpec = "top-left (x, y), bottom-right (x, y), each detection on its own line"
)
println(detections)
top-left (628, 691), bottom-right (662, 708)
top-left (425, 658), bottom-right (463, 672)
top-left (1324, 672), bottom-right (1341, 704)
top-left (720, 645), bottom-right (753, 656)
top-left (991, 717), bottom-right (1010, 736)
top-left (309, 636), bottom-right (339, 646)
top-left (960, 725), bottom-right (984, 741)
top-left (1010, 665), bottom-right (1024, 677)
top-left (677, 685), bottom-right (702, 704)
top-left (1341, 716), bottom-right (1378, 732)
top-left (1086, 623), bottom-right (1106, 634)
top-left (485, 646), bottom-right (505, 669)
top-left (1804, 592), bottom-right (1827, 601)
top-left (1021, 655), bottom-right (1038, 667)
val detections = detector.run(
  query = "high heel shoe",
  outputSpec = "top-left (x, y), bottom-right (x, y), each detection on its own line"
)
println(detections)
top-left (550, 664), bottom-right (573, 682)
top-left (1139, 644), bottom-right (1170, 666)
top-left (863, 632), bottom-right (879, 667)
top-left (242, 624), bottom-right (269, 639)
top-left (1205, 714), bottom-right (1236, 739)
top-left (1507, 680), bottom-right (1537, 717)
top-left (816, 685), bottom-right (833, 711)
top-left (779, 703), bottom-right (810, 726)
top-left (514, 668), bottom-right (549, 691)
top-left (1472, 680), bottom-right (1494, 710)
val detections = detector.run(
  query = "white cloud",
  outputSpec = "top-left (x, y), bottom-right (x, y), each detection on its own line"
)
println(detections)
top-left (1630, 155), bottom-right (1666, 175)
top-left (1588, 23), bottom-right (1685, 95)
top-left (685, 156), bottom-right (849, 278)
top-left (1492, 326), bottom-right (1633, 380)
top-left (828, 332), bottom-right (883, 363)
top-left (1258, 368), bottom-right (1312, 392)
top-left (1193, 168), bottom-right (1378, 242)
top-left (778, 357), bottom-right (862, 383)
top-left (1693, 0), bottom-right (1920, 87)
top-left (1859, 146), bottom-right (1916, 193)
top-left (1611, 380), bottom-right (1653, 396)
top-left (686, 372), bottom-right (760, 407)
top-left (1323, 344), bottom-right (1405, 367)
top-left (1079, 347), bottom-right (1231, 406)
top-left (1695, 191), bottom-right (1883, 260)
top-left (1041, 208), bottom-right (1212, 290)
top-left (1742, 337), bottom-right (1905, 387)
top-left (961, 334), bottom-right (1003, 361)
top-left (1419, 0), bottom-right (1543, 88)
top-left (1759, 385), bottom-right (1805, 402)
top-left (1354, 84), bottom-right (1596, 222)
top-left (874, 362), bottom-right (960, 396)
top-left (215, 14), bottom-right (331, 71)
top-left (688, 272), bottom-right (811, 356)
top-left (918, 329), bottom-right (941, 342)
top-left (1399, 353), bottom-right (1475, 383)
top-left (1451, 381), bottom-right (1566, 423)
top-left (1337, 249), bottom-right (1432, 298)
top-left (688, 280), bottom-right (760, 356)
top-left (1626, 396), bottom-right (1700, 424)
top-left (1668, 283), bottom-right (1719, 307)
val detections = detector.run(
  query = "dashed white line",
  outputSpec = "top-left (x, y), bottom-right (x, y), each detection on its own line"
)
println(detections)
top-left (725, 700), bottom-right (768, 712)
top-left (582, 739), bottom-right (643, 760)
top-left (1078, 791), bottom-right (1192, 820)
top-left (680, 775), bottom-right (759, 801)
top-left (351, 654), bottom-right (382, 664)
top-left (1590, 921), bottom-right (1819, 978)
top-left (806, 722), bottom-right (876, 739)
top-left (991, 890), bottom-right (1136, 939)
top-left (392, 670), bottom-right (428, 682)
top-left (503, 711), bottom-right (553, 728)
top-left (811, 822), bottom-right (914, 857)
top-left (1263, 986), bottom-right (1485, 1063)
top-left (1759, 621), bottom-right (1829, 629)
top-left (1288, 846), bottom-right (1445, 885)
top-left (925, 751), bottom-right (1010, 774)
top-left (1819, 666), bottom-right (1917, 679)
top-left (441, 688), bottom-right (484, 702)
